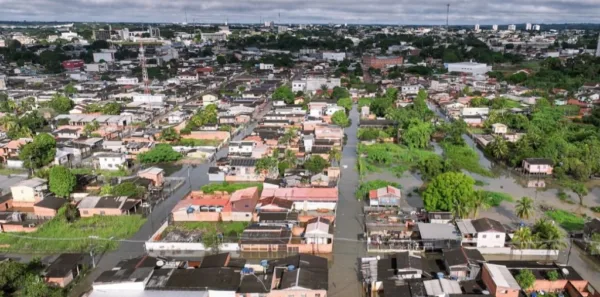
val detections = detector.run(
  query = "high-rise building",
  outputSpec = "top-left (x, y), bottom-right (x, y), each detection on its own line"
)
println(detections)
top-left (533, 24), bottom-right (541, 31)
top-left (596, 33), bottom-right (600, 57)
top-left (508, 24), bottom-right (516, 31)
top-left (492, 24), bottom-right (498, 31)
top-left (474, 24), bottom-right (480, 31)
top-left (525, 23), bottom-right (532, 30)
top-left (93, 29), bottom-right (111, 40)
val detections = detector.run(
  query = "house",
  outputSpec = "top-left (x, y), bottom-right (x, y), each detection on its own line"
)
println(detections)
top-left (304, 217), bottom-right (333, 244)
top-left (260, 188), bottom-right (338, 211)
top-left (255, 196), bottom-right (294, 213)
top-left (368, 186), bottom-right (401, 207)
top-left (491, 123), bottom-right (507, 134)
top-left (95, 152), bottom-right (127, 171)
top-left (415, 223), bottom-right (460, 250)
top-left (401, 85), bottom-right (420, 95)
top-left (228, 141), bottom-right (256, 156)
top-left (54, 128), bottom-right (81, 139)
top-left (522, 158), bottom-right (553, 175)
top-left (267, 254), bottom-right (328, 296)
top-left (137, 167), bottom-right (165, 187)
top-left (423, 279), bottom-right (463, 297)
top-left (92, 256), bottom-right (157, 292)
top-left (167, 110), bottom-right (191, 124)
top-left (481, 263), bottom-right (521, 297)
top-left (462, 107), bottom-right (489, 117)
top-left (456, 218), bottom-right (506, 248)
top-left (34, 196), bottom-right (68, 218)
top-left (44, 253), bottom-right (91, 287)
top-left (171, 191), bottom-right (229, 222)
top-left (442, 247), bottom-right (485, 279)
top-left (462, 115), bottom-right (484, 127)
top-left (10, 178), bottom-right (48, 207)
top-left (240, 225), bottom-right (292, 252)
top-left (222, 187), bottom-right (260, 222)
top-left (378, 252), bottom-right (427, 280)
top-left (77, 196), bottom-right (140, 217)
top-left (428, 212), bottom-right (453, 224)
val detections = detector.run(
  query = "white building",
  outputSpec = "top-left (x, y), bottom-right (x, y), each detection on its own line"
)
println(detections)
top-left (291, 77), bottom-right (341, 93)
top-left (258, 63), bottom-right (274, 70)
top-left (0, 75), bottom-right (6, 90)
top-left (200, 32), bottom-right (228, 42)
top-left (474, 24), bottom-right (480, 32)
top-left (507, 24), bottom-right (516, 31)
top-left (132, 94), bottom-right (165, 104)
top-left (95, 153), bottom-right (127, 171)
top-left (305, 217), bottom-right (333, 244)
top-left (321, 52), bottom-right (346, 62)
top-left (533, 24), bottom-right (541, 31)
top-left (525, 23), bottom-right (532, 30)
top-left (456, 218), bottom-right (507, 248)
top-left (461, 107), bottom-right (489, 117)
top-left (116, 76), bottom-right (139, 85)
top-left (401, 85), bottom-right (421, 95)
top-left (202, 94), bottom-right (219, 107)
top-left (492, 24), bottom-right (498, 31)
top-left (176, 72), bottom-right (198, 82)
top-left (93, 51), bottom-right (114, 63)
top-left (228, 141), bottom-right (256, 155)
top-left (446, 61), bottom-right (492, 75)
top-left (84, 63), bottom-right (108, 73)
top-left (167, 111), bottom-right (190, 124)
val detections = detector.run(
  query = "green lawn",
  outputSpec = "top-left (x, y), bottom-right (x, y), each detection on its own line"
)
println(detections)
top-left (504, 99), bottom-right (523, 109)
top-left (358, 98), bottom-right (372, 107)
top-left (0, 208), bottom-right (146, 252)
top-left (482, 191), bottom-right (514, 206)
top-left (441, 142), bottom-right (494, 177)
top-left (545, 210), bottom-right (585, 231)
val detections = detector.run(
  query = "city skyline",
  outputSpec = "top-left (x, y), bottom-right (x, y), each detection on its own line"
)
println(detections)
top-left (0, 0), bottom-right (599, 25)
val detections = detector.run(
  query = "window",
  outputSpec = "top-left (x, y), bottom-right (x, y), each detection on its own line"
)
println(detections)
top-left (100, 211), bottom-right (106, 215)
top-left (502, 290), bottom-right (508, 294)
top-left (496, 235), bottom-right (501, 238)
top-left (316, 294), bottom-right (321, 297)
top-left (82, 211), bottom-right (88, 215)
top-left (482, 234), bottom-right (486, 238)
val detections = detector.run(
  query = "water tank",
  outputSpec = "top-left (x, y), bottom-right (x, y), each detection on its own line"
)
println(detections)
top-left (562, 268), bottom-right (569, 275)
top-left (436, 272), bottom-right (444, 279)
top-left (482, 290), bottom-right (490, 295)
top-left (186, 207), bottom-right (195, 214)
top-left (260, 260), bottom-right (269, 267)
top-left (156, 260), bottom-right (165, 267)
top-left (287, 265), bottom-right (295, 271)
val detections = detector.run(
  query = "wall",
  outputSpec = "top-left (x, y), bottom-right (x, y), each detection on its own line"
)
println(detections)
top-left (33, 206), bottom-right (58, 218)
top-left (183, 131), bottom-right (230, 142)
top-left (172, 211), bottom-right (220, 222)
top-left (481, 265), bottom-right (519, 297)
top-left (267, 289), bottom-right (327, 297)
top-left (46, 271), bottom-right (73, 288)
top-left (0, 199), bottom-right (12, 211)
top-left (11, 186), bottom-right (36, 202)
top-left (79, 208), bottom-right (124, 217)
top-left (472, 247), bottom-right (560, 256)
top-left (221, 212), bottom-right (253, 222)
top-left (477, 231), bottom-right (505, 248)
top-left (2, 224), bottom-right (38, 233)
top-left (292, 201), bottom-right (337, 211)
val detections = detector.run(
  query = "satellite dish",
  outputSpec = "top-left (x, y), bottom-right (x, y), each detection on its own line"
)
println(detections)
top-left (156, 260), bottom-right (165, 267)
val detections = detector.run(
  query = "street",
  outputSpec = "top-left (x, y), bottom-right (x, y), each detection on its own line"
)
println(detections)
top-left (329, 105), bottom-right (365, 297)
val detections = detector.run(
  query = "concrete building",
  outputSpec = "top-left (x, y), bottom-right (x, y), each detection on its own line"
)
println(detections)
top-left (116, 76), bottom-right (139, 85)
top-left (321, 52), bottom-right (346, 62)
top-left (456, 218), bottom-right (506, 248)
top-left (200, 32), bottom-right (228, 42)
top-left (596, 33), bottom-right (600, 57)
top-left (533, 24), bottom-right (541, 31)
top-left (362, 55), bottom-right (403, 69)
top-left (446, 61), bottom-right (491, 75)
top-left (482, 263), bottom-right (521, 297)
top-left (474, 24), bottom-right (480, 31)
top-left (95, 152), bottom-right (127, 170)
top-left (0, 75), bottom-right (6, 90)
top-left (93, 51), bottom-right (114, 63)
top-left (132, 94), bottom-right (165, 103)
top-left (292, 77), bottom-right (341, 93)
top-left (84, 63), bottom-right (108, 73)
top-left (93, 29), bottom-right (111, 40)
top-left (508, 24), bottom-right (516, 31)
top-left (492, 24), bottom-right (498, 31)
top-left (525, 23), bottom-right (532, 30)
top-left (258, 63), bottom-right (274, 70)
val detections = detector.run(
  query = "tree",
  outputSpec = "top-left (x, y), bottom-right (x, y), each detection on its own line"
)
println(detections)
top-left (283, 149), bottom-right (297, 166)
top-left (111, 182), bottom-right (145, 198)
top-left (547, 270), bottom-right (559, 281)
top-left (328, 147), bottom-right (341, 166)
top-left (422, 172), bottom-right (476, 215)
top-left (255, 157), bottom-right (278, 175)
top-left (515, 197), bottom-right (534, 220)
top-left (64, 83), bottom-right (77, 95)
top-left (570, 182), bottom-right (588, 205)
top-left (471, 191), bottom-right (490, 218)
top-left (90, 40), bottom-right (109, 50)
top-left (102, 102), bottom-right (122, 115)
top-left (337, 98), bottom-right (352, 111)
top-left (447, 120), bottom-right (467, 145)
top-left (486, 136), bottom-right (509, 161)
top-left (331, 86), bottom-right (350, 100)
top-left (515, 270), bottom-right (536, 291)
top-left (272, 86), bottom-right (295, 104)
top-left (385, 88), bottom-right (398, 101)
top-left (49, 93), bottom-right (74, 114)
top-left (331, 110), bottom-right (350, 128)
top-left (20, 133), bottom-right (57, 169)
top-left (48, 166), bottom-right (76, 198)
top-left (304, 155), bottom-right (330, 174)
top-left (138, 144), bottom-right (183, 164)
top-left (417, 156), bottom-right (456, 181)
top-left (590, 233), bottom-right (600, 255)
top-left (512, 227), bottom-right (534, 249)
top-left (533, 218), bottom-right (566, 250)
top-left (83, 120), bottom-right (100, 136)
top-left (160, 127), bottom-right (180, 142)
top-left (217, 55), bottom-right (226, 66)
top-left (403, 119), bottom-right (433, 149)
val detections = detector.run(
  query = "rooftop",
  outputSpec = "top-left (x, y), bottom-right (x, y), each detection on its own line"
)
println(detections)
top-left (484, 263), bottom-right (521, 290)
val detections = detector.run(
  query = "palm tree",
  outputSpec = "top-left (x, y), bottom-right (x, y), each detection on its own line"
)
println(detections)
top-left (283, 149), bottom-right (297, 166)
top-left (532, 218), bottom-right (567, 250)
top-left (487, 136), bottom-right (509, 161)
top-left (470, 191), bottom-right (490, 218)
top-left (515, 197), bottom-right (534, 220)
top-left (328, 147), bottom-right (341, 166)
top-left (512, 227), bottom-right (534, 249)
top-left (0, 115), bottom-right (18, 131)
top-left (452, 199), bottom-right (471, 219)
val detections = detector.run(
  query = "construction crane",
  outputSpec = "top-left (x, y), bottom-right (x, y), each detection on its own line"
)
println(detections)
top-left (139, 41), bottom-right (150, 94)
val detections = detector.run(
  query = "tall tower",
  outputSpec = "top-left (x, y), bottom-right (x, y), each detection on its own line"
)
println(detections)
top-left (139, 42), bottom-right (150, 94)
top-left (596, 33), bottom-right (600, 57)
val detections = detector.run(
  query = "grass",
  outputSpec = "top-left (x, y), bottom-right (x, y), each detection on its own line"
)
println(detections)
top-left (503, 99), bottom-right (523, 109)
top-left (164, 221), bottom-right (248, 238)
top-left (358, 143), bottom-right (438, 177)
top-left (356, 180), bottom-right (401, 200)
top-left (0, 167), bottom-right (27, 175)
top-left (358, 98), bottom-right (372, 107)
top-left (0, 207), bottom-right (146, 252)
top-left (545, 210), bottom-right (585, 231)
top-left (474, 180), bottom-right (489, 186)
top-left (70, 167), bottom-right (130, 178)
top-left (468, 128), bottom-right (487, 135)
top-left (441, 141), bottom-right (494, 177)
top-left (201, 182), bottom-right (263, 194)
top-left (482, 191), bottom-right (514, 206)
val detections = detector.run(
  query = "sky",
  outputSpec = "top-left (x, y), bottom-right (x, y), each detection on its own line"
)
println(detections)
top-left (0, 0), bottom-right (599, 25)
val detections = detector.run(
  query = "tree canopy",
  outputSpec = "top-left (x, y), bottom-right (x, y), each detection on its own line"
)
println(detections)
top-left (138, 144), bottom-right (183, 164)
top-left (272, 85), bottom-right (295, 104)
top-left (304, 155), bottom-right (330, 174)
top-left (48, 166), bottom-right (76, 198)
top-left (422, 172), bottom-right (476, 216)
top-left (331, 110), bottom-right (350, 128)
top-left (20, 133), bottom-right (57, 169)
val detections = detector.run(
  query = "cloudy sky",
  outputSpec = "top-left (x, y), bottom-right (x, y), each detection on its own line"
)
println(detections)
top-left (0, 0), bottom-right (599, 25)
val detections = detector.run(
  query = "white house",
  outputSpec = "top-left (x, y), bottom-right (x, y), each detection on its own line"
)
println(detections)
top-left (116, 77), bottom-right (139, 85)
top-left (95, 152), bottom-right (127, 171)
top-left (176, 72), bottom-right (198, 82)
top-left (324, 105), bottom-right (345, 116)
top-left (93, 51), bottom-right (115, 63)
top-left (258, 63), bottom-right (274, 70)
top-left (321, 52), bottom-right (346, 62)
top-left (167, 111), bottom-right (190, 124)
top-left (401, 85), bottom-right (421, 95)
top-left (304, 217), bottom-right (333, 244)
top-left (132, 94), bottom-right (165, 104)
top-left (84, 63), bottom-right (108, 73)
top-left (446, 61), bottom-right (491, 75)
top-left (292, 77), bottom-right (341, 93)
top-left (456, 218), bottom-right (506, 248)
top-left (202, 94), bottom-right (219, 107)
top-left (11, 178), bottom-right (48, 205)
top-left (491, 123), bottom-right (507, 134)
top-left (228, 141), bottom-right (256, 155)
top-left (461, 107), bottom-right (489, 117)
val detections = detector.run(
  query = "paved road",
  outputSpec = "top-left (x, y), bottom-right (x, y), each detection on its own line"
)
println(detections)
top-left (329, 105), bottom-right (365, 297)
top-left (70, 122), bottom-right (260, 297)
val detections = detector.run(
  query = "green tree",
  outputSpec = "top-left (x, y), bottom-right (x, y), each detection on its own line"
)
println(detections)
top-left (64, 83), bottom-right (77, 95)
top-left (336, 98), bottom-right (352, 111)
top-left (272, 85), bottom-right (295, 104)
top-left (515, 197), bottom-right (534, 220)
top-left (111, 182), bottom-right (145, 198)
top-left (160, 127), bottom-right (180, 141)
top-left (422, 172), bottom-right (476, 215)
top-left (403, 119), bottom-right (433, 149)
top-left (255, 157), bottom-right (278, 174)
top-left (331, 110), bottom-right (350, 128)
top-left (283, 149), bottom-right (297, 166)
top-left (547, 270), bottom-right (559, 281)
top-left (570, 182), bottom-right (588, 206)
top-left (138, 144), bottom-right (183, 164)
top-left (102, 102), bottom-right (122, 115)
top-left (328, 147), bottom-right (342, 166)
top-left (590, 233), bottom-right (600, 255)
top-left (20, 133), bottom-right (57, 169)
top-left (512, 227), bottom-right (534, 249)
top-left (515, 270), bottom-right (536, 290)
top-left (304, 155), bottom-right (330, 174)
top-left (447, 120), bottom-right (467, 145)
top-left (486, 136), bottom-right (509, 161)
top-left (49, 93), bottom-right (74, 114)
top-left (217, 55), bottom-right (226, 66)
top-left (331, 86), bottom-right (350, 100)
top-left (48, 165), bottom-right (76, 198)
top-left (533, 218), bottom-right (566, 250)
top-left (83, 120), bottom-right (100, 136)
top-left (471, 191), bottom-right (491, 218)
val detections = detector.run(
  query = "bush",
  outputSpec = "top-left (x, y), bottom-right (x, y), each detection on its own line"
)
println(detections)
top-left (138, 144), bottom-right (183, 164)
top-left (482, 191), bottom-right (514, 206)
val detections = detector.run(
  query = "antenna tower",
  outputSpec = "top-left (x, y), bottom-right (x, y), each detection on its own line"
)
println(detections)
top-left (139, 42), bottom-right (150, 94)
top-left (446, 4), bottom-right (450, 46)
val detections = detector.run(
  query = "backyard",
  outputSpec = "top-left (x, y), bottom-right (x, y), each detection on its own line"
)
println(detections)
top-left (0, 207), bottom-right (146, 252)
